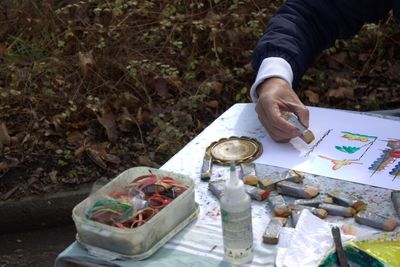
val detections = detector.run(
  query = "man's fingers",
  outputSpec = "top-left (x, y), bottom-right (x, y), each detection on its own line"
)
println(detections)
top-left (288, 104), bottom-right (310, 129)
top-left (257, 113), bottom-right (295, 142)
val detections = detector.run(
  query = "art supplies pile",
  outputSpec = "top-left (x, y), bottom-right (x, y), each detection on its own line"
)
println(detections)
top-left (262, 174), bottom-right (398, 245)
top-left (201, 139), bottom-right (399, 266)
top-left (72, 167), bottom-right (199, 260)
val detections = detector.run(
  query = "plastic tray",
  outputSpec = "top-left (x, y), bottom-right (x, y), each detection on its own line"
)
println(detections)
top-left (72, 167), bottom-right (198, 260)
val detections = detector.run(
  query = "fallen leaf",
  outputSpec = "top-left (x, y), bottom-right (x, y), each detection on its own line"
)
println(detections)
top-left (0, 162), bottom-right (8, 172)
top-left (206, 100), bottom-right (219, 108)
top-left (121, 92), bottom-right (140, 106)
top-left (51, 114), bottom-right (65, 132)
top-left (118, 107), bottom-right (134, 132)
top-left (331, 52), bottom-right (347, 64)
top-left (334, 77), bottom-right (352, 86)
top-left (0, 43), bottom-right (8, 58)
top-left (78, 50), bottom-right (94, 77)
top-left (304, 90), bottom-right (320, 104)
top-left (85, 143), bottom-right (120, 166)
top-left (214, 82), bottom-right (223, 96)
top-left (21, 133), bottom-right (31, 145)
top-left (0, 157), bottom-right (19, 172)
top-left (49, 171), bottom-right (58, 184)
top-left (74, 145), bottom-right (86, 157)
top-left (2, 185), bottom-right (19, 200)
top-left (67, 120), bottom-right (93, 129)
top-left (66, 131), bottom-right (84, 145)
top-left (327, 87), bottom-right (354, 99)
top-left (86, 147), bottom-right (107, 169)
top-left (138, 155), bottom-right (160, 168)
top-left (154, 78), bottom-right (169, 97)
top-left (132, 142), bottom-right (146, 150)
top-left (101, 153), bottom-right (121, 164)
top-left (96, 108), bottom-right (118, 142)
top-left (168, 77), bottom-right (182, 89)
top-left (136, 107), bottom-right (151, 125)
top-left (0, 122), bottom-right (11, 148)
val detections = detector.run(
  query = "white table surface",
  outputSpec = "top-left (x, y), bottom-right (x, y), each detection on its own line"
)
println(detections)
top-left (55, 103), bottom-right (399, 267)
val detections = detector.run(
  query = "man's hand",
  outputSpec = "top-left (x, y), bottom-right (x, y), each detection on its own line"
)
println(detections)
top-left (255, 77), bottom-right (309, 143)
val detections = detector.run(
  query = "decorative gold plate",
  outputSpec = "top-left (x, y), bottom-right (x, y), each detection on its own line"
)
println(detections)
top-left (206, 136), bottom-right (263, 165)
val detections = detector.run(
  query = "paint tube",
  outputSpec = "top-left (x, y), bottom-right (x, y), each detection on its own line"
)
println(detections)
top-left (328, 191), bottom-right (367, 212)
top-left (276, 180), bottom-right (319, 199)
top-left (282, 112), bottom-right (315, 144)
top-left (209, 179), bottom-right (268, 201)
top-left (259, 170), bottom-right (304, 191)
top-left (291, 204), bottom-right (328, 219)
top-left (355, 211), bottom-right (398, 231)
top-left (209, 179), bottom-right (225, 199)
top-left (294, 194), bottom-right (333, 207)
top-left (319, 203), bottom-right (356, 217)
top-left (240, 162), bottom-right (259, 186)
top-left (200, 151), bottom-right (213, 181)
top-left (262, 217), bottom-right (287, 244)
top-left (244, 184), bottom-right (269, 201)
top-left (391, 191), bottom-right (400, 216)
top-left (268, 191), bottom-right (291, 217)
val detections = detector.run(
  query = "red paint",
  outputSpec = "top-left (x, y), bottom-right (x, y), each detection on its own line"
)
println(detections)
top-left (389, 150), bottom-right (400, 158)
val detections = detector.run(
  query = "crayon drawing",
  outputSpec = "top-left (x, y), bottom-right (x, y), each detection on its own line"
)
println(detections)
top-left (254, 107), bottom-right (400, 190)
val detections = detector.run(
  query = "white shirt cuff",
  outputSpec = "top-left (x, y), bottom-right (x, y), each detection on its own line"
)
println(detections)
top-left (250, 57), bottom-right (294, 102)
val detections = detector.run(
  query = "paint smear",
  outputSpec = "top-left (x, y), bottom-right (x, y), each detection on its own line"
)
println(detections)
top-left (354, 239), bottom-right (400, 267)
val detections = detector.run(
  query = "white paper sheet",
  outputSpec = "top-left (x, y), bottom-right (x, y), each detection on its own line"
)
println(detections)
top-left (254, 107), bottom-right (400, 190)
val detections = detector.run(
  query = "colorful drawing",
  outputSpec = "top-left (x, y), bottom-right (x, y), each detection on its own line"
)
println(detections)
top-left (318, 155), bottom-right (362, 171)
top-left (369, 139), bottom-right (400, 178)
top-left (389, 162), bottom-right (400, 181)
top-left (341, 132), bottom-right (377, 142)
top-left (335, 146), bottom-right (361, 154)
top-left (335, 140), bottom-right (376, 155)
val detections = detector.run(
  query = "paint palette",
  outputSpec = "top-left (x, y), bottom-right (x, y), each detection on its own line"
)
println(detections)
top-left (319, 232), bottom-right (400, 267)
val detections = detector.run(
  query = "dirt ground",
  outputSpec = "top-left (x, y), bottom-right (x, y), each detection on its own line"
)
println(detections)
top-left (0, 224), bottom-right (76, 267)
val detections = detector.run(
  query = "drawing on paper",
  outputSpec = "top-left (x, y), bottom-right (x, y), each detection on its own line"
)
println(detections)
top-left (335, 131), bottom-right (378, 154)
top-left (369, 139), bottom-right (400, 180)
top-left (340, 132), bottom-right (377, 142)
top-left (317, 155), bottom-right (362, 170)
top-left (335, 132), bottom-right (377, 154)
top-left (335, 146), bottom-right (361, 154)
top-left (317, 131), bottom-right (378, 171)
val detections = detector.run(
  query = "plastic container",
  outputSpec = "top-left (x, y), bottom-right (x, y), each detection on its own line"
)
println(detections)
top-left (72, 167), bottom-right (199, 260)
top-left (220, 163), bottom-right (253, 265)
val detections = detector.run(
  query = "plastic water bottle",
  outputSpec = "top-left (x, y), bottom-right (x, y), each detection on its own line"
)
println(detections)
top-left (220, 162), bottom-right (254, 265)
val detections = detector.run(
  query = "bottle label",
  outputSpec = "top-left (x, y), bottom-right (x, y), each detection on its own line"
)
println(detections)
top-left (221, 208), bottom-right (253, 261)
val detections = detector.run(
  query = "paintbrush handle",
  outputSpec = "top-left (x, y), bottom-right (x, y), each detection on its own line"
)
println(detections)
top-left (331, 226), bottom-right (350, 267)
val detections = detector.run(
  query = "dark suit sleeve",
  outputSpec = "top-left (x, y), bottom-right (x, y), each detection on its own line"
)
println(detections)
top-left (252, 0), bottom-right (392, 87)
